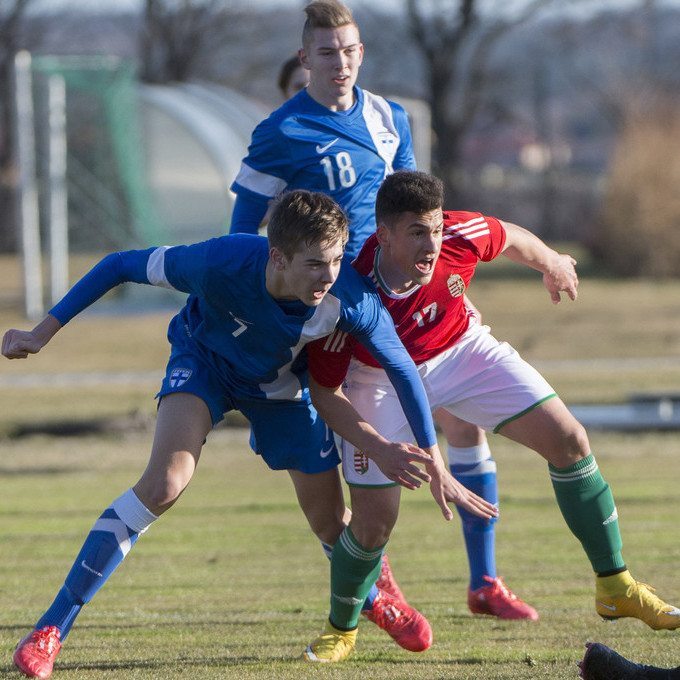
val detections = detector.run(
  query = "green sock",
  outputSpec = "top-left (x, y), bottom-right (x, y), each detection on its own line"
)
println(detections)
top-left (330, 526), bottom-right (384, 630)
top-left (549, 453), bottom-right (625, 573)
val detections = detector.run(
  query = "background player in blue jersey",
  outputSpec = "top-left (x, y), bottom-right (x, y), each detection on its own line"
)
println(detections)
top-left (258, 1), bottom-right (537, 622)
top-left (230, 0), bottom-right (416, 258)
top-left (278, 54), bottom-right (309, 100)
top-left (3, 190), bottom-right (496, 679)
top-left (271, 47), bottom-right (439, 650)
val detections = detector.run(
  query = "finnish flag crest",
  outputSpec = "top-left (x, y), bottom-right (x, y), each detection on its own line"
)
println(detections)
top-left (169, 368), bottom-right (193, 388)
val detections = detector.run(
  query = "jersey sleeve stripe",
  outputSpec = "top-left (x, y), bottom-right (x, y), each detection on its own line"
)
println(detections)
top-left (330, 330), bottom-right (348, 353)
top-left (323, 329), bottom-right (347, 353)
top-left (232, 161), bottom-right (288, 198)
top-left (443, 230), bottom-right (491, 241)
top-left (446, 220), bottom-right (488, 235)
top-left (444, 220), bottom-right (491, 241)
top-left (456, 216), bottom-right (488, 228)
top-left (462, 229), bottom-right (492, 239)
top-left (146, 246), bottom-right (174, 289)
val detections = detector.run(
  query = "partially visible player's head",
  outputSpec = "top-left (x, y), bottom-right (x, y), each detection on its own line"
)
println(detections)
top-left (268, 190), bottom-right (348, 306)
top-left (299, 1), bottom-right (363, 110)
top-left (375, 171), bottom-right (445, 292)
top-left (278, 55), bottom-right (310, 100)
top-left (376, 170), bottom-right (444, 225)
top-left (301, 0), bottom-right (357, 47)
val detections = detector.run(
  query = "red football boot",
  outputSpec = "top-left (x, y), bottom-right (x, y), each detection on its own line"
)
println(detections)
top-left (13, 626), bottom-right (62, 679)
top-left (375, 554), bottom-right (406, 603)
top-left (362, 589), bottom-right (433, 652)
top-left (468, 576), bottom-right (539, 621)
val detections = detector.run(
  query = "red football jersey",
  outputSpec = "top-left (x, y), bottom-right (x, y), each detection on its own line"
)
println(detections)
top-left (308, 211), bottom-right (506, 387)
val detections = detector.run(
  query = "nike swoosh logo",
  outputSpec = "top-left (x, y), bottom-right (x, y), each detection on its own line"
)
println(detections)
top-left (320, 444), bottom-right (334, 458)
top-left (316, 138), bottom-right (339, 154)
top-left (332, 594), bottom-right (363, 605)
top-left (597, 601), bottom-right (617, 611)
top-left (81, 560), bottom-right (104, 577)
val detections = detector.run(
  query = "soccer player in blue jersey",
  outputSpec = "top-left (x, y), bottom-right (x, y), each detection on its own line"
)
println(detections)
top-left (230, 0), bottom-right (416, 258)
top-left (268, 45), bottom-right (441, 651)
top-left (251, 0), bottom-right (538, 624)
top-left (3, 190), bottom-right (496, 679)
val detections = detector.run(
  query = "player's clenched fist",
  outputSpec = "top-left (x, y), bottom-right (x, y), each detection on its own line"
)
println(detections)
top-left (2, 315), bottom-right (61, 359)
top-left (2, 328), bottom-right (44, 359)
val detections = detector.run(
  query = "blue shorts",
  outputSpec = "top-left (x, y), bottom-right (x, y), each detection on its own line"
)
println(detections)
top-left (157, 342), bottom-right (340, 474)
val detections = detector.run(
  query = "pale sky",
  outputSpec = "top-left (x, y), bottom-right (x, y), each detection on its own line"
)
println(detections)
top-left (30, 0), bottom-right (680, 15)
top-left (30, 0), bottom-right (680, 13)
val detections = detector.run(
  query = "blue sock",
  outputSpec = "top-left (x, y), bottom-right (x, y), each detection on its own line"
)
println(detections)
top-left (363, 583), bottom-right (379, 610)
top-left (320, 539), bottom-right (378, 611)
top-left (36, 489), bottom-right (157, 640)
top-left (449, 443), bottom-right (498, 591)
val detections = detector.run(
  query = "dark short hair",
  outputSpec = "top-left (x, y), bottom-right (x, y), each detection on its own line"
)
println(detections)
top-left (278, 55), bottom-right (302, 97)
top-left (376, 171), bottom-right (444, 225)
top-left (268, 190), bottom-right (348, 259)
top-left (302, 0), bottom-right (357, 49)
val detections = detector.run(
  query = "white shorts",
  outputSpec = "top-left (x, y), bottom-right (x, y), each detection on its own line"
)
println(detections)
top-left (342, 322), bottom-right (556, 487)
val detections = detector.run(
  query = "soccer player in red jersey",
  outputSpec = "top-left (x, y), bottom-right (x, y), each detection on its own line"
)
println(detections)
top-left (303, 170), bottom-right (680, 660)
top-left (268, 3), bottom-right (533, 622)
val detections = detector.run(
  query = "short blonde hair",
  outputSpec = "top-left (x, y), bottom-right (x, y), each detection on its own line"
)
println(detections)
top-left (302, 1), bottom-right (358, 48)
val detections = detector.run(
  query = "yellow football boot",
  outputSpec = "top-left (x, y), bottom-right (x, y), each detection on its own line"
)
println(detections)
top-left (302, 621), bottom-right (357, 662)
top-left (596, 570), bottom-right (680, 630)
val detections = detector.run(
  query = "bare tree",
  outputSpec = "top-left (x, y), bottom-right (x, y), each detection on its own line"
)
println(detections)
top-left (556, 0), bottom-right (680, 273)
top-left (140, 0), bottom-right (251, 84)
top-left (0, 0), bottom-right (37, 251)
top-left (555, 0), bottom-right (677, 130)
top-left (404, 0), bottom-right (555, 204)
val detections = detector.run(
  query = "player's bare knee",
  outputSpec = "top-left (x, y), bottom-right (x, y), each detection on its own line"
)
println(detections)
top-left (550, 422), bottom-right (590, 468)
top-left (134, 477), bottom-right (186, 515)
top-left (310, 513), bottom-right (345, 545)
top-left (435, 409), bottom-right (484, 447)
top-left (350, 517), bottom-right (394, 550)
top-left (565, 420), bottom-right (589, 458)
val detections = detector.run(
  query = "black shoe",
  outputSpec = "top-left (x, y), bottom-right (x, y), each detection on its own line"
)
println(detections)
top-left (578, 642), bottom-right (680, 680)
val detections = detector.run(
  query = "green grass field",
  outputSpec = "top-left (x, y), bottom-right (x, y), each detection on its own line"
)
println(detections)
top-left (1, 429), bottom-right (679, 679)
top-left (1, 262), bottom-right (679, 678)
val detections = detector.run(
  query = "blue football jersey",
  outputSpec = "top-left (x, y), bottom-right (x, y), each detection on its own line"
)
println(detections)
top-left (230, 87), bottom-right (416, 257)
top-left (49, 234), bottom-right (436, 446)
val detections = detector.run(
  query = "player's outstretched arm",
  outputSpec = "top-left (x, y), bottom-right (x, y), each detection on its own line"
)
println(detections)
top-left (309, 378), bottom-right (498, 521)
top-left (500, 220), bottom-right (578, 304)
top-left (309, 377), bottom-right (432, 490)
top-left (2, 314), bottom-right (62, 360)
top-left (423, 443), bottom-right (499, 522)
top-left (3, 246), bottom-right (178, 363)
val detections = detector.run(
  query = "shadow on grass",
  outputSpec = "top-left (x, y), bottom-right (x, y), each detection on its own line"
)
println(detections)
top-left (0, 652), bottom-right (537, 677)
top-left (1, 617), bottom-right (296, 635)
top-left (0, 465), bottom-right (82, 478)
top-left (0, 656), bottom-right (261, 676)
top-left (7, 413), bottom-right (153, 439)
top-left (4, 411), bottom-right (248, 441)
